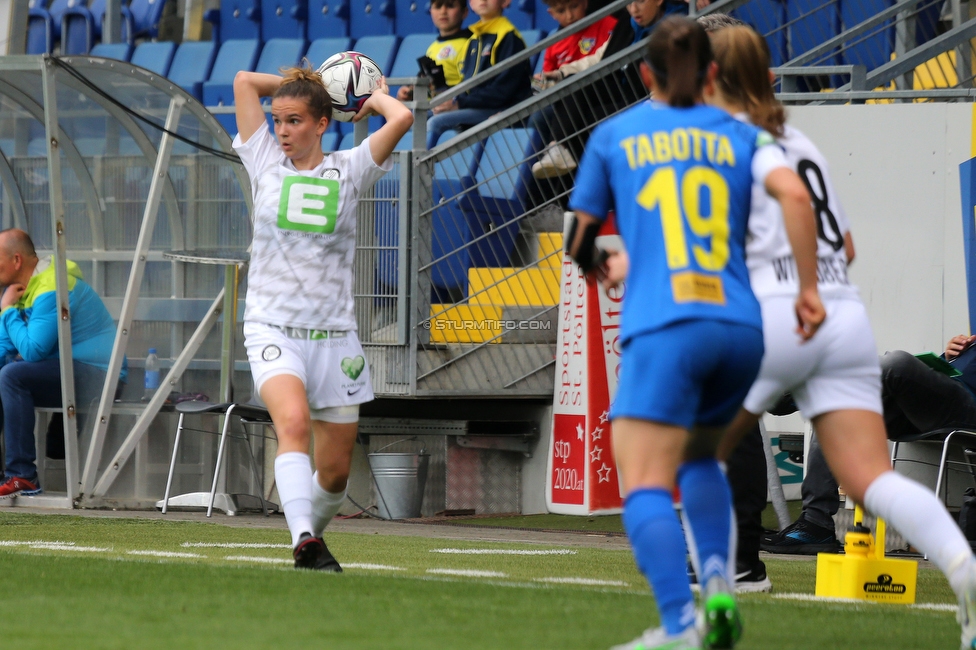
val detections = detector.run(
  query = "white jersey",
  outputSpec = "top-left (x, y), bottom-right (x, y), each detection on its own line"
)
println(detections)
top-left (746, 123), bottom-right (859, 301)
top-left (234, 125), bottom-right (392, 330)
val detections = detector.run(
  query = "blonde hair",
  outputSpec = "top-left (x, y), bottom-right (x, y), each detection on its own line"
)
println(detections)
top-left (273, 61), bottom-right (334, 122)
top-left (710, 25), bottom-right (785, 137)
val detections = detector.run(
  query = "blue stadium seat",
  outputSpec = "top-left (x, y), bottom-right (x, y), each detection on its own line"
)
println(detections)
top-left (431, 130), bottom-right (484, 295)
top-left (167, 40), bottom-right (218, 101)
top-left (459, 127), bottom-right (541, 267)
top-left (202, 39), bottom-right (261, 107)
top-left (842, 1), bottom-right (893, 72)
top-left (306, 36), bottom-right (354, 67)
top-left (90, 41), bottom-right (133, 61)
top-left (394, 0), bottom-right (432, 37)
top-left (733, 0), bottom-right (787, 66)
top-left (322, 131), bottom-right (340, 151)
top-left (122, 0), bottom-right (170, 42)
top-left (130, 41), bottom-right (177, 76)
top-left (521, 29), bottom-right (544, 70)
top-left (533, 0), bottom-right (559, 35)
top-left (255, 38), bottom-right (307, 73)
top-left (387, 32), bottom-right (435, 97)
top-left (27, 0), bottom-right (72, 55)
top-left (308, 0), bottom-right (350, 39)
top-left (349, 0), bottom-right (395, 38)
top-left (508, 0), bottom-right (534, 31)
top-left (205, 0), bottom-right (262, 44)
top-left (787, 0), bottom-right (840, 65)
top-left (338, 131), bottom-right (355, 149)
top-left (352, 34), bottom-right (400, 75)
top-left (262, 0), bottom-right (309, 41)
top-left (62, 0), bottom-right (107, 55)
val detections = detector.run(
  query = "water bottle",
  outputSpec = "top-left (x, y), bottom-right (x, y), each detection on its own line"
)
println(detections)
top-left (143, 348), bottom-right (160, 402)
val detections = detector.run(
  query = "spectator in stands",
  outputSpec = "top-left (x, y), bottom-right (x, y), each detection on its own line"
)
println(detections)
top-left (764, 335), bottom-right (976, 554)
top-left (396, 0), bottom-right (472, 102)
top-left (628, 0), bottom-right (665, 42)
top-left (0, 229), bottom-right (127, 499)
top-left (425, 0), bottom-right (532, 148)
top-left (529, 0), bottom-right (619, 179)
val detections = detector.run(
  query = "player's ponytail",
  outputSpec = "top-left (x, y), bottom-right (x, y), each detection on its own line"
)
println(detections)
top-left (710, 26), bottom-right (785, 137)
top-left (645, 16), bottom-right (712, 108)
top-left (275, 61), bottom-right (334, 123)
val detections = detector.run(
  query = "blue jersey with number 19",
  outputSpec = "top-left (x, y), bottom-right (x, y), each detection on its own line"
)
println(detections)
top-left (570, 101), bottom-right (785, 345)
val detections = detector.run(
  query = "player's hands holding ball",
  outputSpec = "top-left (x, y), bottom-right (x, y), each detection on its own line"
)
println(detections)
top-left (352, 76), bottom-right (390, 123)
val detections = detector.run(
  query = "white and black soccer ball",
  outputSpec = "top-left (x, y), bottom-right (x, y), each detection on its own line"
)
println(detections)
top-left (316, 51), bottom-right (383, 122)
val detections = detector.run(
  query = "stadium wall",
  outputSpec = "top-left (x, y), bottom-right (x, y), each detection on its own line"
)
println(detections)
top-left (789, 103), bottom-right (974, 355)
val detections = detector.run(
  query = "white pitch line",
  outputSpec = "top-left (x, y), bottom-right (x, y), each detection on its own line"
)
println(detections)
top-left (344, 563), bottom-right (404, 571)
top-left (224, 555), bottom-right (293, 564)
top-left (127, 550), bottom-right (204, 559)
top-left (427, 568), bottom-right (508, 578)
top-left (39, 544), bottom-right (112, 552)
top-left (0, 540), bottom-right (72, 547)
top-left (431, 548), bottom-right (577, 556)
top-left (534, 577), bottom-right (629, 587)
top-left (774, 593), bottom-right (957, 612)
top-left (182, 542), bottom-right (292, 549)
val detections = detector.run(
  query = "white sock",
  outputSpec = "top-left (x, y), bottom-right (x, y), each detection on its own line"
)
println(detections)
top-left (864, 470), bottom-right (975, 596)
top-left (275, 452), bottom-right (314, 547)
top-left (311, 471), bottom-right (346, 537)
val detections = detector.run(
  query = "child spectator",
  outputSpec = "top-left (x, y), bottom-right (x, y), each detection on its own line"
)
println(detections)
top-left (628, 0), bottom-right (665, 42)
top-left (425, 0), bottom-right (533, 148)
top-left (396, 0), bottom-right (472, 102)
top-left (530, 0), bottom-right (619, 178)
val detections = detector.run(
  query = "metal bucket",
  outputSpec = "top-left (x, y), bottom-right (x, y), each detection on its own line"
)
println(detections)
top-left (368, 452), bottom-right (430, 519)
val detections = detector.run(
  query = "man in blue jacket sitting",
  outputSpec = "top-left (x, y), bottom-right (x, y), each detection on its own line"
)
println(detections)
top-left (0, 229), bottom-right (127, 499)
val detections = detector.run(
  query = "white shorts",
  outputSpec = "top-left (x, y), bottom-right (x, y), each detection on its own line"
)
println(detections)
top-left (244, 321), bottom-right (374, 423)
top-left (743, 296), bottom-right (882, 419)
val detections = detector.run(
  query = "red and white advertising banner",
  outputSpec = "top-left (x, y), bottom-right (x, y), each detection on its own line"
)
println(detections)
top-left (547, 217), bottom-right (625, 515)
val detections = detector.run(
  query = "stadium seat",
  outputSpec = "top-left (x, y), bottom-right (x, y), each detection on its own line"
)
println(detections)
top-left (205, 0), bottom-right (262, 45)
top-left (62, 0), bottom-right (108, 55)
top-left (255, 38), bottom-right (307, 74)
top-left (305, 36), bottom-right (354, 67)
top-left (349, 0), bottom-right (395, 38)
top-left (733, 0), bottom-right (787, 66)
top-left (167, 40), bottom-right (218, 101)
top-left (308, 0), bottom-right (350, 39)
top-left (394, 0), bottom-right (432, 37)
top-left (122, 0), bottom-right (170, 42)
top-left (459, 127), bottom-right (542, 267)
top-left (338, 131), bottom-right (355, 149)
top-left (27, 0), bottom-right (73, 55)
top-left (787, 0), bottom-right (840, 67)
top-left (387, 32), bottom-right (435, 97)
top-left (322, 131), bottom-right (340, 151)
top-left (521, 29), bottom-right (544, 70)
top-left (842, 1), bottom-right (894, 72)
top-left (262, 0), bottom-right (309, 41)
top-left (430, 130), bottom-right (484, 295)
top-left (352, 34), bottom-right (400, 76)
top-left (130, 41), bottom-right (177, 76)
top-left (508, 0), bottom-right (534, 31)
top-left (90, 41), bottom-right (133, 61)
top-left (533, 0), bottom-right (559, 35)
top-left (202, 39), bottom-right (262, 108)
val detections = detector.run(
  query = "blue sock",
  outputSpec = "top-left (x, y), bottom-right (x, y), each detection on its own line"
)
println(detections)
top-left (623, 488), bottom-right (696, 635)
top-left (678, 458), bottom-right (733, 585)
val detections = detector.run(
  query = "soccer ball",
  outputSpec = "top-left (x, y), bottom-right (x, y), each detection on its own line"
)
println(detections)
top-left (316, 51), bottom-right (383, 122)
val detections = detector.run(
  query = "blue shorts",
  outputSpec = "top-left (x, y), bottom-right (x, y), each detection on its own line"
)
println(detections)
top-left (612, 320), bottom-right (764, 429)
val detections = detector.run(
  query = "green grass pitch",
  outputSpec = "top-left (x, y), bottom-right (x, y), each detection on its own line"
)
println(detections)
top-left (0, 512), bottom-right (962, 649)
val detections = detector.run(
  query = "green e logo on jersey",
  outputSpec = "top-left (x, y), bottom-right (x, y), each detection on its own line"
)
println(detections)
top-left (277, 177), bottom-right (339, 233)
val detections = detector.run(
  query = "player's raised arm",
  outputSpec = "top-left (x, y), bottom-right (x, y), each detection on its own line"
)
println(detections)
top-left (233, 72), bottom-right (283, 144)
top-left (355, 77), bottom-right (414, 166)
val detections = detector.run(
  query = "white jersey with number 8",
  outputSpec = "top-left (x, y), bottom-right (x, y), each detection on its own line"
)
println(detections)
top-left (745, 123), bottom-right (859, 302)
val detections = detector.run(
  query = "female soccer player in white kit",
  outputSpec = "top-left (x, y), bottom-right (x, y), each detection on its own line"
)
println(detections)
top-left (233, 64), bottom-right (412, 569)
top-left (707, 25), bottom-right (976, 649)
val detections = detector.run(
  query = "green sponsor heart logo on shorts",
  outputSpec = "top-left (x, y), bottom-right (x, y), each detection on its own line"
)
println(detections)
top-left (341, 355), bottom-right (365, 380)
